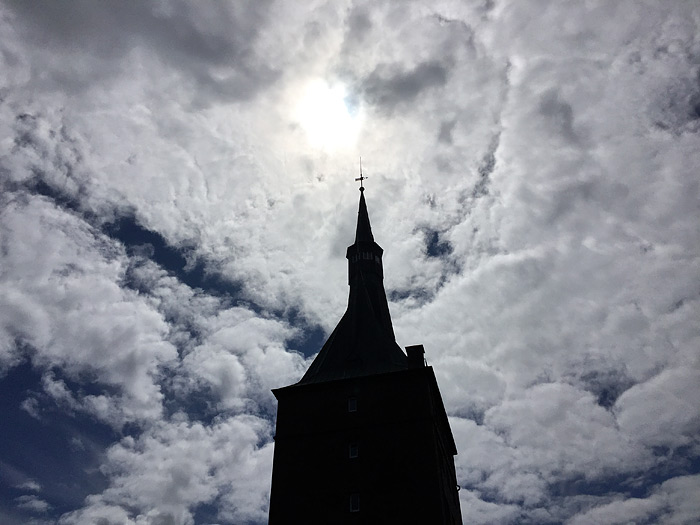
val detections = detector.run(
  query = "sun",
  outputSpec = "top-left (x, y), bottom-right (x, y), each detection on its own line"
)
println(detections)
top-left (294, 79), bottom-right (362, 151)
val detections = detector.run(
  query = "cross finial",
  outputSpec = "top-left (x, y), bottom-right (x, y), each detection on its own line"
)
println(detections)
top-left (355, 157), bottom-right (367, 192)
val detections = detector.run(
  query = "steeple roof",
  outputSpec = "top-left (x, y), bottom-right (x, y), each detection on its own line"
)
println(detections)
top-left (298, 190), bottom-right (407, 385)
top-left (355, 190), bottom-right (374, 243)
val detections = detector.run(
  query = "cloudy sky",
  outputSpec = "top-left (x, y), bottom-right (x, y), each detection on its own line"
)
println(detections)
top-left (1, 1), bottom-right (699, 524)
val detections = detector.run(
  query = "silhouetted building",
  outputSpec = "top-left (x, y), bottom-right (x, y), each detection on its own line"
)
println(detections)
top-left (269, 188), bottom-right (462, 524)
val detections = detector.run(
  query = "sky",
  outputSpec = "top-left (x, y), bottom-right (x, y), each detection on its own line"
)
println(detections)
top-left (0, 1), bottom-right (699, 524)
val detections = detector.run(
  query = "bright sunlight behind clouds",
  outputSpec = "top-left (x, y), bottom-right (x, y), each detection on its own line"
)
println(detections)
top-left (294, 79), bottom-right (363, 151)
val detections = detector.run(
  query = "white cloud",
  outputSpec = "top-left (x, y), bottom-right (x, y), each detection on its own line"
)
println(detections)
top-left (484, 383), bottom-right (653, 481)
top-left (15, 495), bottom-right (51, 514)
top-left (0, 195), bottom-right (177, 424)
top-left (15, 480), bottom-right (42, 492)
top-left (615, 368), bottom-right (700, 449)
top-left (458, 488), bottom-right (524, 525)
top-left (60, 415), bottom-right (273, 525)
top-left (567, 474), bottom-right (700, 525)
top-left (450, 382), bottom-right (656, 513)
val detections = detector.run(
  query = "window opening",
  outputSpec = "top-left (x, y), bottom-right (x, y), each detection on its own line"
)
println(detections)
top-left (350, 493), bottom-right (360, 512)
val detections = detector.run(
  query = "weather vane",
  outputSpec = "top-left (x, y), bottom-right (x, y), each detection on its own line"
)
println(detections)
top-left (355, 157), bottom-right (367, 192)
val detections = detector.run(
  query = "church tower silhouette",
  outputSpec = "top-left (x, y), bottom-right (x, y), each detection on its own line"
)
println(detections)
top-left (269, 186), bottom-right (462, 524)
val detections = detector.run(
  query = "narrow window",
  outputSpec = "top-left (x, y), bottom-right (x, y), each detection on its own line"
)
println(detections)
top-left (350, 493), bottom-right (360, 512)
top-left (348, 397), bottom-right (357, 412)
top-left (349, 443), bottom-right (358, 458)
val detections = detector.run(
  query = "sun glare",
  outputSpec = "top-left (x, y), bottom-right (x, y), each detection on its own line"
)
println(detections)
top-left (295, 79), bottom-right (362, 151)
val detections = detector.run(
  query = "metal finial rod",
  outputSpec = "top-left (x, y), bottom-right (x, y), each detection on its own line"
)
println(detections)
top-left (355, 157), bottom-right (367, 191)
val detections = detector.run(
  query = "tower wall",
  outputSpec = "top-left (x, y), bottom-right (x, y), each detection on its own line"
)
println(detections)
top-left (269, 366), bottom-right (462, 524)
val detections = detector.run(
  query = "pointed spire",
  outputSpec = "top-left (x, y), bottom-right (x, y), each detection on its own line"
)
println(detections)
top-left (354, 158), bottom-right (372, 242)
top-left (355, 190), bottom-right (374, 243)
top-left (296, 184), bottom-right (407, 385)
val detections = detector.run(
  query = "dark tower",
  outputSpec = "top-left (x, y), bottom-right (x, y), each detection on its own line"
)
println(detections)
top-left (269, 188), bottom-right (462, 524)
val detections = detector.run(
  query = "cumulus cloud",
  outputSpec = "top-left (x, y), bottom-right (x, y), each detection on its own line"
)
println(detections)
top-left (60, 415), bottom-right (273, 525)
top-left (15, 480), bottom-right (41, 493)
top-left (15, 494), bottom-right (51, 514)
top-left (449, 382), bottom-right (658, 520)
top-left (615, 367), bottom-right (700, 449)
top-left (568, 475), bottom-right (700, 525)
top-left (0, 195), bottom-right (176, 423)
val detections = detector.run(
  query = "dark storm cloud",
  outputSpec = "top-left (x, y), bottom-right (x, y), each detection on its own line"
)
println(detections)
top-left (5, 0), bottom-right (278, 102)
top-left (363, 60), bottom-right (450, 113)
